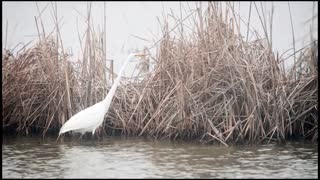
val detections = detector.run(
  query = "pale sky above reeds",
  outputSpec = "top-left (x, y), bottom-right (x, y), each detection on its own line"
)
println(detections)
top-left (2, 1), bottom-right (318, 77)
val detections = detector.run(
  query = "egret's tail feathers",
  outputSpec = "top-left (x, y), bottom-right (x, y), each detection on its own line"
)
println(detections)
top-left (59, 125), bottom-right (72, 135)
top-left (59, 128), bottom-right (65, 135)
top-left (59, 121), bottom-right (73, 135)
top-left (59, 122), bottom-right (85, 135)
top-left (59, 117), bottom-right (77, 135)
top-left (59, 125), bottom-right (65, 135)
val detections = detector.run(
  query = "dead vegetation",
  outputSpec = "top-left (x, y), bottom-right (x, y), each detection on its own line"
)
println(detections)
top-left (2, 2), bottom-right (317, 145)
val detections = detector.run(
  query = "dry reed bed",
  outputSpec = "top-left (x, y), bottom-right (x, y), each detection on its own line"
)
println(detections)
top-left (2, 34), bottom-right (108, 137)
top-left (108, 3), bottom-right (318, 144)
top-left (2, 2), bottom-right (317, 144)
top-left (2, 39), bottom-right (75, 136)
top-left (2, 3), bottom-right (108, 136)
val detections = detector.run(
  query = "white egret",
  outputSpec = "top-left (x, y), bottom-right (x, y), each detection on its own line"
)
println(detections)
top-left (57, 52), bottom-right (146, 140)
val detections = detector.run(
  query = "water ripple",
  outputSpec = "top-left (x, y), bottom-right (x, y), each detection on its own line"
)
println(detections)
top-left (2, 136), bottom-right (318, 178)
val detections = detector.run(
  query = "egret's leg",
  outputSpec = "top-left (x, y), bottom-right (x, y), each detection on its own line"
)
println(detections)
top-left (94, 129), bottom-right (102, 141)
top-left (95, 133), bottom-right (100, 141)
top-left (92, 128), bottom-right (96, 140)
top-left (92, 133), bottom-right (96, 141)
top-left (79, 133), bottom-right (84, 141)
top-left (56, 134), bottom-right (61, 142)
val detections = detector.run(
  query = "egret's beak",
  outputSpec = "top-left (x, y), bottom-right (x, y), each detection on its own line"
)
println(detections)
top-left (132, 53), bottom-right (147, 62)
top-left (134, 53), bottom-right (147, 58)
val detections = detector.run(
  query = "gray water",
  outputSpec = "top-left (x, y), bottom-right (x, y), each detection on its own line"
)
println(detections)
top-left (2, 136), bottom-right (318, 178)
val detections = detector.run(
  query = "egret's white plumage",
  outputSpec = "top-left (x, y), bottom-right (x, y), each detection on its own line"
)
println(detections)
top-left (58, 53), bottom-right (145, 138)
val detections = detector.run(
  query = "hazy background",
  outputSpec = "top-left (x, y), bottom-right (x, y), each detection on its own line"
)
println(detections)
top-left (2, 1), bottom-right (318, 77)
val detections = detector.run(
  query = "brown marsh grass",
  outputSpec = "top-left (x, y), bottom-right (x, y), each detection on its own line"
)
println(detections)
top-left (2, 2), bottom-right (318, 145)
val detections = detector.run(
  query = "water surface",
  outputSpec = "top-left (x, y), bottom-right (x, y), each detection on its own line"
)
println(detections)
top-left (2, 136), bottom-right (318, 178)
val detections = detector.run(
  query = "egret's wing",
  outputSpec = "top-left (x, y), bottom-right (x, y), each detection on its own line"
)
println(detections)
top-left (59, 102), bottom-right (105, 134)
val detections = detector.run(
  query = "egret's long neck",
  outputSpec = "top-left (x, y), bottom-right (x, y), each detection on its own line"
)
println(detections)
top-left (102, 55), bottom-right (132, 111)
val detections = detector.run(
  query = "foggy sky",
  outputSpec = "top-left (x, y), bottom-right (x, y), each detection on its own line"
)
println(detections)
top-left (2, 1), bottom-right (318, 77)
